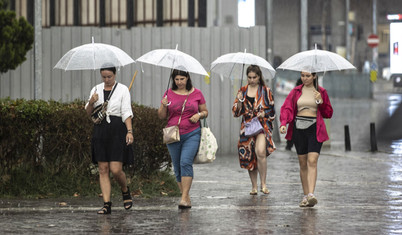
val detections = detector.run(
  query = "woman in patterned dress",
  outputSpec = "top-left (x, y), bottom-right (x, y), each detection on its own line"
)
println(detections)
top-left (232, 65), bottom-right (276, 195)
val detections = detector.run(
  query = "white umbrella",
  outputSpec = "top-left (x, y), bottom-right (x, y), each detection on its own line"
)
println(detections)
top-left (277, 44), bottom-right (355, 73)
top-left (54, 37), bottom-right (135, 71)
top-left (210, 49), bottom-right (276, 81)
top-left (136, 44), bottom-right (208, 77)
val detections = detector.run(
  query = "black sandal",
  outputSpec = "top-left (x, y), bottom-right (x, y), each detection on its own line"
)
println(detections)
top-left (122, 186), bottom-right (133, 210)
top-left (97, 201), bottom-right (111, 214)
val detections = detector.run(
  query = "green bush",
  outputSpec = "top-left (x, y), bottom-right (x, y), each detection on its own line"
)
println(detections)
top-left (0, 4), bottom-right (34, 74)
top-left (0, 98), bottom-right (177, 198)
top-left (131, 103), bottom-right (171, 176)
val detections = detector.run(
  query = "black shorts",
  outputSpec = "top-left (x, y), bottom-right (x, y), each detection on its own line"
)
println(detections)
top-left (292, 122), bottom-right (323, 155)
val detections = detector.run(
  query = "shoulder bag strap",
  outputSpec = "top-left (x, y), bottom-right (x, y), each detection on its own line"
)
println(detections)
top-left (105, 82), bottom-right (118, 102)
top-left (177, 92), bottom-right (190, 126)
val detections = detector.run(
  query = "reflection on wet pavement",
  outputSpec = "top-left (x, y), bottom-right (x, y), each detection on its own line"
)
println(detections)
top-left (387, 94), bottom-right (402, 116)
top-left (390, 139), bottom-right (402, 155)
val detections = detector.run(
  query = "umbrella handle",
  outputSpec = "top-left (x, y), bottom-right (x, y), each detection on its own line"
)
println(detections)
top-left (161, 95), bottom-right (171, 106)
top-left (128, 70), bottom-right (138, 91)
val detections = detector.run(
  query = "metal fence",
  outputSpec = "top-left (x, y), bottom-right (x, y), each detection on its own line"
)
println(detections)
top-left (0, 26), bottom-right (268, 154)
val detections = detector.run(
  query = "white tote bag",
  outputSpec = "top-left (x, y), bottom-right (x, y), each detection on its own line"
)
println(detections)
top-left (194, 119), bottom-right (218, 164)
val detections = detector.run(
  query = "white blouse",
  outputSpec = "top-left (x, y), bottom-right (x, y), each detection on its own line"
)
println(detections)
top-left (85, 82), bottom-right (133, 123)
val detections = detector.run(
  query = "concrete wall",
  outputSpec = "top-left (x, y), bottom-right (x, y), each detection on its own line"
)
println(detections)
top-left (323, 73), bottom-right (373, 99)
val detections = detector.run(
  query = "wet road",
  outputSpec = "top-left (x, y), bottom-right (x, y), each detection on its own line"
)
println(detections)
top-left (1, 79), bottom-right (402, 234)
top-left (1, 149), bottom-right (402, 234)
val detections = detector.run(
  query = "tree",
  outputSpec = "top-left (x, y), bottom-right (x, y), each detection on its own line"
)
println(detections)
top-left (0, 0), bottom-right (34, 74)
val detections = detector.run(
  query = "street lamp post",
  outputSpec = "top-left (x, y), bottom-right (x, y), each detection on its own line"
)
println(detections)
top-left (34, 0), bottom-right (42, 100)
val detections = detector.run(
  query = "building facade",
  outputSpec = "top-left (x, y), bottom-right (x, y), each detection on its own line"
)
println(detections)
top-left (11, 0), bottom-right (207, 28)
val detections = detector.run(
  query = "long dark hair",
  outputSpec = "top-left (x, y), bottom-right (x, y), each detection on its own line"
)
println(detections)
top-left (312, 73), bottom-right (318, 89)
top-left (246, 65), bottom-right (266, 87)
top-left (170, 69), bottom-right (193, 90)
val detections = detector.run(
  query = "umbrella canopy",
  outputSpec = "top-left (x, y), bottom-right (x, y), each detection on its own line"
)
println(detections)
top-left (54, 37), bottom-right (135, 71)
top-left (277, 45), bottom-right (355, 73)
top-left (210, 49), bottom-right (276, 80)
top-left (136, 45), bottom-right (208, 76)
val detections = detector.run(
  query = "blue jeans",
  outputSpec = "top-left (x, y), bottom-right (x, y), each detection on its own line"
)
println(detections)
top-left (167, 128), bottom-right (201, 182)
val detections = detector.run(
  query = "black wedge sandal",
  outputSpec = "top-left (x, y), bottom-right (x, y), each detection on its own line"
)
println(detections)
top-left (97, 201), bottom-right (112, 214)
top-left (122, 186), bottom-right (133, 210)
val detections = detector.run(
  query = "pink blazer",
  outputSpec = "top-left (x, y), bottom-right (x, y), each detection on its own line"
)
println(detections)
top-left (280, 85), bottom-right (333, 142)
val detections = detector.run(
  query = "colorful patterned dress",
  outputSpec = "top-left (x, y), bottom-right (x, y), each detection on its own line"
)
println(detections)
top-left (232, 85), bottom-right (276, 170)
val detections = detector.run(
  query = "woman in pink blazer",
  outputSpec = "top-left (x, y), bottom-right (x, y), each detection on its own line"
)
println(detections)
top-left (280, 71), bottom-right (333, 207)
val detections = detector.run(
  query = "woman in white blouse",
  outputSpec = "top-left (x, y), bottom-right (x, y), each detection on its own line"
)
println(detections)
top-left (85, 66), bottom-right (134, 214)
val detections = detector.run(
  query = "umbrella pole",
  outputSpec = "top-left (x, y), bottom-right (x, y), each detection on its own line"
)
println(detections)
top-left (164, 68), bottom-right (173, 97)
top-left (165, 76), bottom-right (170, 94)
top-left (318, 71), bottom-right (326, 89)
top-left (240, 63), bottom-right (245, 88)
top-left (165, 45), bottom-right (178, 95)
top-left (128, 70), bottom-right (138, 91)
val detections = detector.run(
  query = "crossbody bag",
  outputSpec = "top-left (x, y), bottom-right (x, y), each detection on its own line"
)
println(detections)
top-left (91, 83), bottom-right (118, 124)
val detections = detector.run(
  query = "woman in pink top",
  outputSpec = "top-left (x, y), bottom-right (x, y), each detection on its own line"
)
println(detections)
top-left (280, 71), bottom-right (333, 207)
top-left (158, 69), bottom-right (208, 209)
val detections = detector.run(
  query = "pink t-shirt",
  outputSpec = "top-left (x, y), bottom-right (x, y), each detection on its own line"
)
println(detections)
top-left (163, 88), bottom-right (206, 135)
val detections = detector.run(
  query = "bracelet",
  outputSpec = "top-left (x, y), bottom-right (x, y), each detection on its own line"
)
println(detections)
top-left (198, 112), bottom-right (202, 118)
top-left (315, 100), bottom-right (321, 105)
top-left (238, 98), bottom-right (245, 102)
top-left (127, 129), bottom-right (133, 133)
